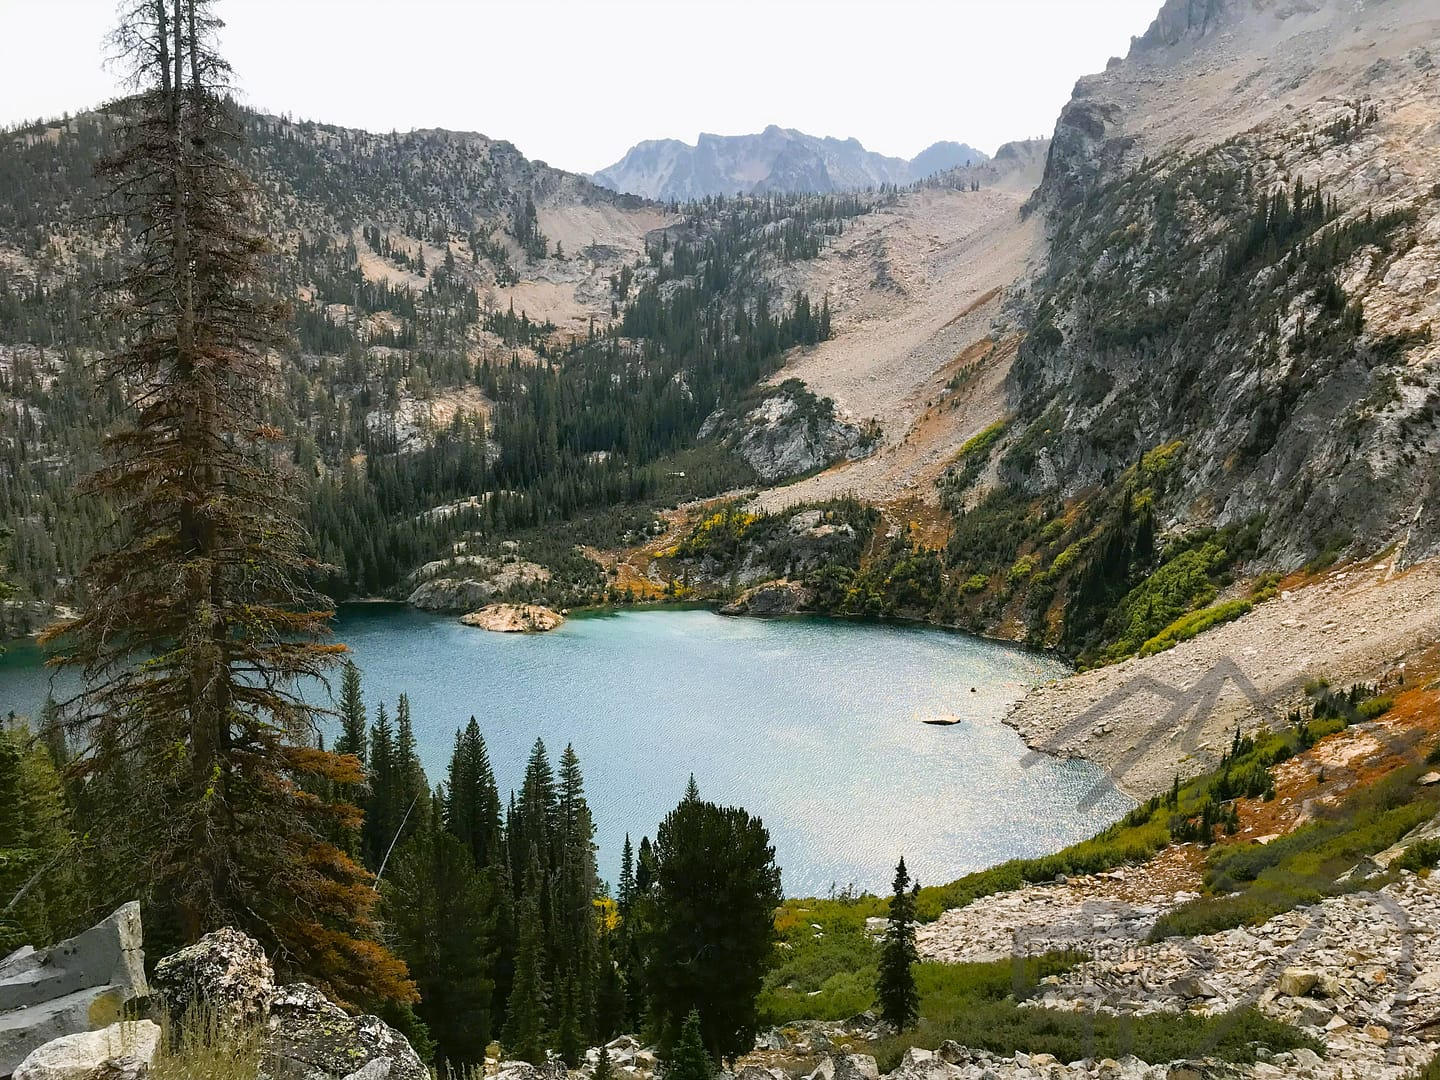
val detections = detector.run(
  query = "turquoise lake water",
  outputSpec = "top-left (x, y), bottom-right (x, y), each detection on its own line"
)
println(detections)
top-left (0, 606), bottom-right (1132, 896)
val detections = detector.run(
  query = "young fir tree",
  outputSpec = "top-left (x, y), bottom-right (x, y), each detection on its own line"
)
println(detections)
top-left (362, 702), bottom-right (396, 870)
top-left (392, 694), bottom-right (428, 850)
top-left (334, 660), bottom-right (367, 764)
top-left (509, 738), bottom-right (556, 895)
top-left (593, 1044), bottom-right (614, 1080)
top-left (556, 973), bottom-right (584, 1066)
top-left (443, 716), bottom-right (502, 868)
top-left (635, 836), bottom-right (655, 896)
top-left (594, 928), bottom-right (628, 1041)
top-left (39, 0), bottom-right (410, 1007)
top-left (555, 744), bottom-right (598, 1037)
top-left (488, 843), bottom-right (519, 1040)
top-left (504, 844), bottom-right (550, 1063)
top-left (876, 857), bottom-right (920, 1031)
top-left (618, 834), bottom-right (636, 916)
top-left (666, 1009), bottom-right (714, 1080)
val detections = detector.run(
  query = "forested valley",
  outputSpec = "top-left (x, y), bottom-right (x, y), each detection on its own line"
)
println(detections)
top-left (0, 101), bottom-right (866, 627)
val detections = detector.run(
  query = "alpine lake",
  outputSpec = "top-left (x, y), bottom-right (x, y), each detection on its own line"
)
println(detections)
top-left (0, 605), bottom-right (1132, 897)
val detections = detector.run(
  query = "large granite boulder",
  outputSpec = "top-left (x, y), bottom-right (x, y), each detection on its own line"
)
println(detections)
top-left (12, 1021), bottom-right (159, 1080)
top-left (151, 927), bottom-right (274, 1034)
top-left (261, 983), bottom-right (426, 1080)
top-left (0, 905), bottom-right (147, 1078)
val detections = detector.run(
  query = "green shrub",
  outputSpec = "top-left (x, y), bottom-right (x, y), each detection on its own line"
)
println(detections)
top-left (961, 573), bottom-right (989, 595)
top-left (1396, 839), bottom-right (1440, 874)
top-left (870, 1002), bottom-right (1316, 1072)
top-left (1139, 599), bottom-right (1253, 656)
top-left (1417, 1047), bottom-right (1440, 1079)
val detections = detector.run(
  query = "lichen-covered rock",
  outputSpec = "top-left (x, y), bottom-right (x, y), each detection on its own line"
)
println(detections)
top-left (12, 1021), bottom-right (159, 1080)
top-left (261, 983), bottom-right (426, 1080)
top-left (152, 928), bottom-right (274, 1035)
top-left (831, 1054), bottom-right (879, 1080)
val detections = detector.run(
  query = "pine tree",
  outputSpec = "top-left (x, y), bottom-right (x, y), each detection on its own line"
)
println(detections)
top-left (555, 744), bottom-right (598, 1037)
top-left (666, 1009), bottom-right (714, 1080)
top-left (392, 694), bottom-right (428, 849)
top-left (510, 738), bottom-right (556, 895)
top-left (444, 716), bottom-right (502, 868)
top-left (335, 660), bottom-right (367, 764)
top-left (384, 824), bottom-right (496, 1071)
top-left (504, 845), bottom-right (550, 1063)
top-left (646, 797), bottom-right (782, 1060)
top-left (362, 702), bottom-right (396, 870)
top-left (39, 0), bottom-right (410, 1008)
top-left (489, 845), bottom-right (519, 1039)
top-left (618, 834), bottom-right (636, 916)
top-left (594, 928), bottom-right (627, 1041)
top-left (876, 857), bottom-right (920, 1031)
top-left (557, 973), bottom-right (583, 1065)
top-left (635, 835), bottom-right (655, 896)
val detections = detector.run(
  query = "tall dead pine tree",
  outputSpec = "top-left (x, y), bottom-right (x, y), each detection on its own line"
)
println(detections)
top-left (41, 0), bottom-right (413, 1009)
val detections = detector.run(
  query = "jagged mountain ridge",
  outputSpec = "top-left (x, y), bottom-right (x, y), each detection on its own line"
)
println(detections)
top-left (592, 125), bottom-right (989, 200)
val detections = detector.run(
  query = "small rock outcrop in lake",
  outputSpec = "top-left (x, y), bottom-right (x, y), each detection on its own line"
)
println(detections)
top-left (721, 580), bottom-right (811, 616)
top-left (0, 903), bottom-right (147, 1078)
top-left (460, 603), bottom-right (564, 633)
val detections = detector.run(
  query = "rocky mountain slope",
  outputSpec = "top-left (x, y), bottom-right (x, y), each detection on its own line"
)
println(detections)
top-left (1007, 0), bottom-right (1440, 566)
top-left (592, 127), bottom-right (989, 200)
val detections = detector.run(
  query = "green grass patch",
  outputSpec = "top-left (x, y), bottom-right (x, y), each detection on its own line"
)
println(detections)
top-left (765, 948), bottom-right (1318, 1070)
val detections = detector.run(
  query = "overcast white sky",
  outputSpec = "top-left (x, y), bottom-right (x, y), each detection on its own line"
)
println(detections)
top-left (1, 0), bottom-right (1162, 173)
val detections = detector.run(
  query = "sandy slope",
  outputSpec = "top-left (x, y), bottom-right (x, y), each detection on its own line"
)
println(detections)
top-left (749, 188), bottom-right (1040, 514)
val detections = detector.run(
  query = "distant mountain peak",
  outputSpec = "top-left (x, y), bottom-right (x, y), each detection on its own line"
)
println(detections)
top-left (591, 129), bottom-right (990, 201)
